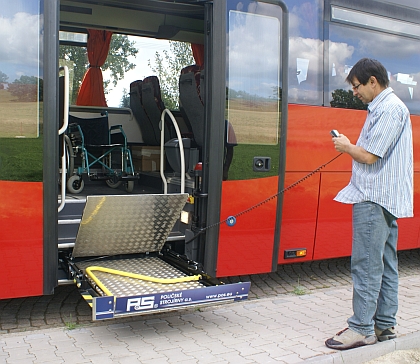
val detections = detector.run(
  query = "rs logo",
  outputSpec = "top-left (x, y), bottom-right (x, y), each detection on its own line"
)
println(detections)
top-left (126, 296), bottom-right (155, 311)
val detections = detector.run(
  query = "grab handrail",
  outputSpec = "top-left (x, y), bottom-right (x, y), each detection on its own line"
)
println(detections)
top-left (58, 66), bottom-right (69, 135)
top-left (58, 66), bottom-right (69, 213)
top-left (160, 109), bottom-right (185, 194)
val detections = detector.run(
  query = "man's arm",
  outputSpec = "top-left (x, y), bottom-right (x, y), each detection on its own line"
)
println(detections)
top-left (332, 134), bottom-right (379, 164)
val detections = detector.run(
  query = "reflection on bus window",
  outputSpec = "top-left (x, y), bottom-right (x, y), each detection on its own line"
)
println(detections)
top-left (226, 0), bottom-right (283, 181)
top-left (0, 0), bottom-right (43, 182)
top-left (227, 10), bottom-right (280, 146)
top-left (0, 0), bottom-right (42, 139)
top-left (328, 23), bottom-right (420, 114)
top-left (288, 0), bottom-right (323, 106)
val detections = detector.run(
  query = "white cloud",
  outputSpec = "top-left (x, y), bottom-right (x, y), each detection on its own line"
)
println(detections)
top-left (358, 33), bottom-right (418, 59)
top-left (227, 10), bottom-right (280, 97)
top-left (0, 12), bottom-right (42, 77)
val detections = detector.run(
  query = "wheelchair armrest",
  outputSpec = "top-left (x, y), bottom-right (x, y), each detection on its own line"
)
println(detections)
top-left (110, 124), bottom-right (123, 131)
top-left (109, 124), bottom-right (128, 146)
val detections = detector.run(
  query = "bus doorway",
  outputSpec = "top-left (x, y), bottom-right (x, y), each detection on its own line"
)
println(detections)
top-left (210, 0), bottom-right (289, 277)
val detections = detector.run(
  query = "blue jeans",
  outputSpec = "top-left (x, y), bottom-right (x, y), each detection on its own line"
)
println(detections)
top-left (347, 202), bottom-right (398, 336)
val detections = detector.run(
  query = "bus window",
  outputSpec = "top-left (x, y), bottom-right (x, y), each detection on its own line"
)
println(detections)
top-left (0, 0), bottom-right (43, 182)
top-left (226, 1), bottom-right (283, 180)
top-left (59, 33), bottom-right (193, 110)
top-left (288, 0), bottom-right (323, 106)
top-left (327, 8), bottom-right (420, 115)
top-left (227, 10), bottom-right (280, 146)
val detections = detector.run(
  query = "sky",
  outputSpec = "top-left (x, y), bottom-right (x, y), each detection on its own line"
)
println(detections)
top-left (0, 1), bottom-right (170, 108)
top-left (104, 37), bottom-right (170, 107)
top-left (1, 0), bottom-right (418, 110)
top-left (0, 1), bottom-right (42, 81)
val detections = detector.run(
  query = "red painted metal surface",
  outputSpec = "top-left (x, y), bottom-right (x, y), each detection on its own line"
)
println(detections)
top-left (277, 172), bottom-right (320, 264)
top-left (217, 104), bottom-right (420, 276)
top-left (2, 105), bottom-right (418, 286)
top-left (217, 176), bottom-right (278, 277)
top-left (0, 181), bottom-right (43, 299)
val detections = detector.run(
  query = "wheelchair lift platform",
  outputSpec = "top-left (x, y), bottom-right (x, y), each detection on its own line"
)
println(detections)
top-left (69, 194), bottom-right (250, 320)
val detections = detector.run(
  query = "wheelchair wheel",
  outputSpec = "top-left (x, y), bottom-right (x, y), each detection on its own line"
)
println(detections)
top-left (105, 179), bottom-right (123, 189)
top-left (67, 175), bottom-right (84, 194)
top-left (125, 180), bottom-right (134, 193)
top-left (65, 135), bottom-right (74, 177)
top-left (59, 135), bottom-right (74, 185)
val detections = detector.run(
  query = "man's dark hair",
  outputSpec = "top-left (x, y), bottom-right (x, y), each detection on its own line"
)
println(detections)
top-left (346, 58), bottom-right (389, 88)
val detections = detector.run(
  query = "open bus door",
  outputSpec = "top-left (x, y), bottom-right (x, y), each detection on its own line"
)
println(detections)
top-left (54, 0), bottom-right (255, 320)
top-left (200, 0), bottom-right (289, 278)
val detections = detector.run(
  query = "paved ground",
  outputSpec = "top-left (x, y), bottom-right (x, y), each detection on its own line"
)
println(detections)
top-left (365, 348), bottom-right (420, 364)
top-left (1, 249), bottom-right (420, 363)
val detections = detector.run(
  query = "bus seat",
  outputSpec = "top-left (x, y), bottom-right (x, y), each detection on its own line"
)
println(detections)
top-left (141, 76), bottom-right (173, 143)
top-left (129, 80), bottom-right (160, 145)
top-left (178, 65), bottom-right (201, 138)
top-left (179, 66), bottom-right (236, 180)
top-left (178, 66), bottom-right (205, 148)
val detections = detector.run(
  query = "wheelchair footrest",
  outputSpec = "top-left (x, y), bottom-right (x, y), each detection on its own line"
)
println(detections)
top-left (120, 174), bottom-right (140, 181)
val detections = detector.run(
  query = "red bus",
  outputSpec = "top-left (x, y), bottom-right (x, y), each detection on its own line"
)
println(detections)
top-left (1, 0), bottom-right (419, 319)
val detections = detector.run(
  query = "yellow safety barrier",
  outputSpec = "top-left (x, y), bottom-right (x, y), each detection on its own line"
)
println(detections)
top-left (85, 266), bottom-right (202, 297)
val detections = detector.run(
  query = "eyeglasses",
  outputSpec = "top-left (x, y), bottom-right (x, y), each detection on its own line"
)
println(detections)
top-left (352, 83), bottom-right (362, 91)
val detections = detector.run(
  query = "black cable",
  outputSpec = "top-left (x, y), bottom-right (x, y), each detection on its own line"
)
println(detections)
top-left (185, 153), bottom-right (343, 244)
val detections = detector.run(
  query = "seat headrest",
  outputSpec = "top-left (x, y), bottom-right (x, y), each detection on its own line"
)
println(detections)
top-left (180, 65), bottom-right (203, 105)
top-left (143, 76), bottom-right (162, 100)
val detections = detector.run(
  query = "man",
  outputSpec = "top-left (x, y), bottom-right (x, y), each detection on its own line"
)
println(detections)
top-left (326, 58), bottom-right (413, 350)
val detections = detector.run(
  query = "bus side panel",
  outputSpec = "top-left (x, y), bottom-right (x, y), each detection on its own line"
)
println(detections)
top-left (314, 172), bottom-right (420, 258)
top-left (398, 114), bottom-right (420, 249)
top-left (396, 173), bottom-right (420, 249)
top-left (217, 176), bottom-right (278, 277)
top-left (218, 106), bottom-right (420, 275)
top-left (397, 172), bottom-right (420, 250)
top-left (311, 112), bottom-right (420, 259)
top-left (314, 172), bottom-right (353, 260)
top-left (280, 105), bottom-right (364, 262)
top-left (0, 181), bottom-right (43, 299)
top-left (285, 104), bottom-right (366, 173)
top-left (277, 173), bottom-right (319, 265)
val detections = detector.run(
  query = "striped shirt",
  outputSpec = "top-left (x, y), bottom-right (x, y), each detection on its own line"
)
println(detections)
top-left (334, 87), bottom-right (413, 218)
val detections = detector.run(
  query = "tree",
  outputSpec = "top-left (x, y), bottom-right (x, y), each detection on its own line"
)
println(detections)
top-left (59, 34), bottom-right (138, 103)
top-left (148, 41), bottom-right (194, 109)
top-left (0, 70), bottom-right (8, 83)
top-left (0, 70), bottom-right (8, 90)
top-left (8, 75), bottom-right (43, 102)
top-left (120, 88), bottom-right (130, 108)
top-left (330, 89), bottom-right (367, 110)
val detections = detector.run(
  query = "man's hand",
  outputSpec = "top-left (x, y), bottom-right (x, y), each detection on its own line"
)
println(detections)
top-left (332, 133), bottom-right (378, 164)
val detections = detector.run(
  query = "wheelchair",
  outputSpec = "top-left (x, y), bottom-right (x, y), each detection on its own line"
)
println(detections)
top-left (65, 113), bottom-right (137, 194)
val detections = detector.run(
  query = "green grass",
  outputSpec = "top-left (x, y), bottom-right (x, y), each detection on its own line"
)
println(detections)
top-left (293, 277), bottom-right (307, 295)
top-left (0, 88), bottom-right (43, 181)
top-left (0, 139), bottom-right (280, 183)
top-left (64, 314), bottom-right (78, 330)
top-left (0, 137), bottom-right (43, 181)
top-left (228, 143), bottom-right (280, 180)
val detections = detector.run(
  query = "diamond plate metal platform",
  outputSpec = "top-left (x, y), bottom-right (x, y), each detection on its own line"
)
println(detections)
top-left (72, 193), bottom-right (188, 257)
top-left (76, 257), bottom-right (204, 297)
top-left (69, 193), bottom-right (251, 320)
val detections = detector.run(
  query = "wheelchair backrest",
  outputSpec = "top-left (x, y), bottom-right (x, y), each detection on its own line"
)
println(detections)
top-left (69, 114), bottom-right (109, 146)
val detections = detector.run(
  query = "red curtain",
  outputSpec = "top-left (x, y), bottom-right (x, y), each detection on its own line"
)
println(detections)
top-left (191, 43), bottom-right (204, 68)
top-left (76, 29), bottom-right (113, 106)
